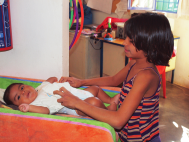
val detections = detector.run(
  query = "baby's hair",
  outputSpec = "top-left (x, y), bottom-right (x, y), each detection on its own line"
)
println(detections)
top-left (3, 83), bottom-right (23, 105)
top-left (124, 12), bottom-right (174, 66)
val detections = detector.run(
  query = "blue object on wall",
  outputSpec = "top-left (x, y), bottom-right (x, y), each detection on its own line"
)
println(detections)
top-left (69, 4), bottom-right (92, 25)
top-left (0, 0), bottom-right (12, 52)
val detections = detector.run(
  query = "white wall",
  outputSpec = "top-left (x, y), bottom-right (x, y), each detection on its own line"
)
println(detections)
top-left (91, 10), bottom-right (189, 89)
top-left (0, 0), bottom-right (69, 80)
top-left (173, 18), bottom-right (189, 89)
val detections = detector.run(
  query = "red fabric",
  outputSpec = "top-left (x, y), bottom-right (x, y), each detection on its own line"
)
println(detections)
top-left (155, 48), bottom-right (177, 74)
top-left (155, 65), bottom-right (166, 98)
top-left (156, 66), bottom-right (166, 74)
top-left (96, 17), bottom-right (128, 31)
top-left (156, 49), bottom-right (176, 98)
top-left (172, 49), bottom-right (176, 57)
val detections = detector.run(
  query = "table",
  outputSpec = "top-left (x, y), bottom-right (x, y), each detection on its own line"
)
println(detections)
top-left (93, 37), bottom-right (126, 77)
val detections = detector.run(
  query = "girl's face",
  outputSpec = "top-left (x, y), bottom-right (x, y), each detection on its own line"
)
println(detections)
top-left (123, 37), bottom-right (145, 59)
top-left (9, 84), bottom-right (38, 106)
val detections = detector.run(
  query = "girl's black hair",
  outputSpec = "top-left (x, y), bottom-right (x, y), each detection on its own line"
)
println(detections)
top-left (3, 83), bottom-right (23, 105)
top-left (124, 12), bottom-right (174, 66)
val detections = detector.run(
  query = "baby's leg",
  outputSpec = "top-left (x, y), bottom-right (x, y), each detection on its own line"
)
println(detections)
top-left (76, 97), bottom-right (118, 117)
top-left (76, 97), bottom-right (106, 116)
top-left (107, 102), bottom-right (117, 111)
top-left (84, 86), bottom-right (120, 105)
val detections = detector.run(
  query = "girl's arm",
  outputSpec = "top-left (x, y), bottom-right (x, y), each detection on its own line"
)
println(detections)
top-left (46, 77), bottom-right (58, 84)
top-left (55, 68), bottom-right (158, 129)
top-left (19, 104), bottom-right (50, 114)
top-left (59, 60), bottom-right (135, 88)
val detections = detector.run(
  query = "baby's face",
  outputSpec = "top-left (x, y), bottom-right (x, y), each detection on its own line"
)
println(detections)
top-left (9, 84), bottom-right (38, 106)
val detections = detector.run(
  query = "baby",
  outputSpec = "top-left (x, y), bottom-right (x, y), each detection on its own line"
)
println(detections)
top-left (3, 77), bottom-right (119, 117)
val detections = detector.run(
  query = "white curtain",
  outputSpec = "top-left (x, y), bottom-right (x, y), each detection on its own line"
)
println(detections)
top-left (177, 0), bottom-right (189, 18)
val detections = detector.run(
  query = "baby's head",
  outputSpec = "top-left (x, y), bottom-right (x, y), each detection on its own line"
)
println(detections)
top-left (124, 12), bottom-right (174, 66)
top-left (3, 83), bottom-right (38, 106)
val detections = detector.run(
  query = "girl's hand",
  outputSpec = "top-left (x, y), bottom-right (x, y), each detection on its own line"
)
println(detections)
top-left (53, 87), bottom-right (80, 109)
top-left (19, 104), bottom-right (30, 112)
top-left (59, 77), bottom-right (82, 88)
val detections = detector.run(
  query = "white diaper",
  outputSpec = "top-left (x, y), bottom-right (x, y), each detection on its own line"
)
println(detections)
top-left (58, 107), bottom-right (79, 116)
top-left (42, 82), bottom-right (93, 100)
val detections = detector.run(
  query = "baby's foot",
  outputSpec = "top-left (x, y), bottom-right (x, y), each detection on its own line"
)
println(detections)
top-left (110, 94), bottom-right (120, 105)
top-left (107, 102), bottom-right (117, 111)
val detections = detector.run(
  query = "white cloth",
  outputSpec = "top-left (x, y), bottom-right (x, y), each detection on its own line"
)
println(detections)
top-left (31, 82), bottom-right (93, 114)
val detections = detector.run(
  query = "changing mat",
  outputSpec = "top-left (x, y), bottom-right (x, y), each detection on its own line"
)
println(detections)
top-left (0, 76), bottom-right (121, 142)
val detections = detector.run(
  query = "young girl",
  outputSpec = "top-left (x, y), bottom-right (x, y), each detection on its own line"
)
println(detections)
top-left (55, 12), bottom-right (174, 142)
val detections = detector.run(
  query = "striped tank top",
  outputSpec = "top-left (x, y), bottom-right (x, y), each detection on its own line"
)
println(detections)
top-left (118, 63), bottom-right (161, 142)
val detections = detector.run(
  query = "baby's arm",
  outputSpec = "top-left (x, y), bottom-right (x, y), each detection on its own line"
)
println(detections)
top-left (46, 77), bottom-right (58, 84)
top-left (19, 104), bottom-right (50, 114)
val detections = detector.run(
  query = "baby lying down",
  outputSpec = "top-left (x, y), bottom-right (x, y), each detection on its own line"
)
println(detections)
top-left (3, 77), bottom-right (119, 117)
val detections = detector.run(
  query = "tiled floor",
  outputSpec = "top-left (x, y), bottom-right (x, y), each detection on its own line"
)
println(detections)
top-left (159, 82), bottom-right (189, 142)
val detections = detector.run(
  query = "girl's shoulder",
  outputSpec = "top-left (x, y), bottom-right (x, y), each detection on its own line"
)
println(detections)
top-left (136, 67), bottom-right (160, 83)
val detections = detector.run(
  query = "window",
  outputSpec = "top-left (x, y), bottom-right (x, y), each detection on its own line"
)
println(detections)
top-left (128, 0), bottom-right (179, 13)
top-left (156, 0), bottom-right (179, 13)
